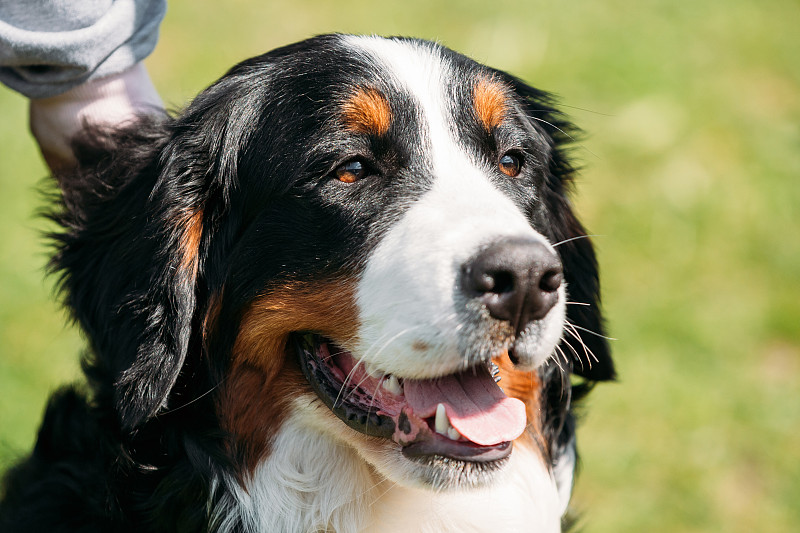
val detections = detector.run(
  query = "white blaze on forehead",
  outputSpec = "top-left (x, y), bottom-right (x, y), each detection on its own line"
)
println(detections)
top-left (345, 36), bottom-right (560, 377)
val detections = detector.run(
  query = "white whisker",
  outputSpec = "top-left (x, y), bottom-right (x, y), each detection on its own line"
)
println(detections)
top-left (159, 379), bottom-right (225, 415)
top-left (368, 480), bottom-right (399, 508)
top-left (564, 323), bottom-right (599, 364)
top-left (527, 115), bottom-right (600, 159)
top-left (334, 357), bottom-right (365, 408)
top-left (551, 345), bottom-right (567, 374)
top-left (550, 234), bottom-right (603, 248)
top-left (553, 345), bottom-right (571, 397)
top-left (561, 332), bottom-right (591, 370)
top-left (568, 323), bottom-right (617, 341)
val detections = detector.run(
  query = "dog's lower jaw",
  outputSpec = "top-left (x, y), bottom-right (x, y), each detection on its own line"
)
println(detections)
top-left (212, 406), bottom-right (564, 533)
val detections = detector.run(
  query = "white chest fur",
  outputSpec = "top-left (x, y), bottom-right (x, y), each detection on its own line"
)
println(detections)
top-left (363, 448), bottom-right (562, 533)
top-left (213, 415), bottom-right (563, 533)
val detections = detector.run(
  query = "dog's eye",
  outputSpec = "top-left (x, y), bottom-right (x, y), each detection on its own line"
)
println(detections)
top-left (498, 153), bottom-right (522, 177)
top-left (335, 159), bottom-right (368, 183)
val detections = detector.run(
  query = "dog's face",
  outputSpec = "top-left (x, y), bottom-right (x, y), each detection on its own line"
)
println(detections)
top-left (60, 35), bottom-right (613, 493)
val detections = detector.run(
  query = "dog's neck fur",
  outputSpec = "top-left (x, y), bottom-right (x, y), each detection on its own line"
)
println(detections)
top-left (212, 414), bottom-right (564, 533)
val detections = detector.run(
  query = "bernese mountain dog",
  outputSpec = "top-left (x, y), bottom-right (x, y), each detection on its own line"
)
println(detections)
top-left (0, 34), bottom-right (614, 532)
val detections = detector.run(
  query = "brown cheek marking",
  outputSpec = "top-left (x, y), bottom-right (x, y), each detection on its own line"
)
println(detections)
top-left (474, 77), bottom-right (509, 131)
top-left (342, 87), bottom-right (392, 135)
top-left (220, 280), bottom-right (359, 475)
top-left (232, 280), bottom-right (359, 367)
top-left (493, 351), bottom-right (546, 456)
top-left (178, 210), bottom-right (203, 275)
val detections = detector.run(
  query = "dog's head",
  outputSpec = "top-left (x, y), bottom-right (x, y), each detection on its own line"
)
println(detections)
top-left (55, 35), bottom-right (613, 491)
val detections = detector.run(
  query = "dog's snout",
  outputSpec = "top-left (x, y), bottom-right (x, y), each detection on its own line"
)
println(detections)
top-left (462, 238), bottom-right (563, 329)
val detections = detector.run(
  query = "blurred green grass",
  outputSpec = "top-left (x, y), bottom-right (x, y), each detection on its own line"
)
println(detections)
top-left (1, 1), bottom-right (798, 531)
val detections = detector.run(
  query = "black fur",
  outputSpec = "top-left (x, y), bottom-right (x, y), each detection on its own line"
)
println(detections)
top-left (1, 35), bottom-right (613, 531)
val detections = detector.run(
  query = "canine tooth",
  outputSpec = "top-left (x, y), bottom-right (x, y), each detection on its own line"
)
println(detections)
top-left (435, 403), bottom-right (448, 435)
top-left (446, 426), bottom-right (461, 441)
top-left (382, 375), bottom-right (402, 396)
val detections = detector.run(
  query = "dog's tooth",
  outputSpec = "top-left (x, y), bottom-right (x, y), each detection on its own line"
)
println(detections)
top-left (434, 404), bottom-right (461, 440)
top-left (435, 403), bottom-right (448, 436)
top-left (490, 362), bottom-right (501, 383)
top-left (446, 426), bottom-right (461, 441)
top-left (382, 374), bottom-right (402, 396)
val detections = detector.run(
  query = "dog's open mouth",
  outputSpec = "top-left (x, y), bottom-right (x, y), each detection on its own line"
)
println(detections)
top-left (294, 334), bottom-right (526, 463)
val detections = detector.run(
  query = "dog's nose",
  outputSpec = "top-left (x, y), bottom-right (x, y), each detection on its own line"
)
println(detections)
top-left (462, 238), bottom-right (563, 330)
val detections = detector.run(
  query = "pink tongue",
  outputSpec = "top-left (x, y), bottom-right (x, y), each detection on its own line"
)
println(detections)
top-left (404, 369), bottom-right (526, 446)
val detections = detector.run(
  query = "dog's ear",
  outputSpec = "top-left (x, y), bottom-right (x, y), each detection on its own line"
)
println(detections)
top-left (51, 83), bottom-right (254, 428)
top-left (51, 119), bottom-right (208, 430)
top-left (500, 73), bottom-right (616, 382)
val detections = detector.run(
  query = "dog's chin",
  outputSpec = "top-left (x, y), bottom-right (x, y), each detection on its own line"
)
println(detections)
top-left (304, 403), bottom-right (512, 491)
top-left (359, 437), bottom-right (512, 491)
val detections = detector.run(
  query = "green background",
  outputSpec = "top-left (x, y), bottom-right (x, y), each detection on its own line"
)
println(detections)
top-left (1, 1), bottom-right (798, 531)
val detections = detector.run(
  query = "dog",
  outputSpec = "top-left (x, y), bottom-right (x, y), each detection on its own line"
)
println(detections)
top-left (0, 34), bottom-right (614, 532)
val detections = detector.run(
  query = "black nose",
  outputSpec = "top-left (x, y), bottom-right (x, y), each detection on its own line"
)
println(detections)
top-left (461, 238), bottom-right (563, 330)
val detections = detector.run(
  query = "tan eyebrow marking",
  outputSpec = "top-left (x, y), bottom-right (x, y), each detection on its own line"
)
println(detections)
top-left (474, 77), bottom-right (509, 131)
top-left (342, 87), bottom-right (392, 135)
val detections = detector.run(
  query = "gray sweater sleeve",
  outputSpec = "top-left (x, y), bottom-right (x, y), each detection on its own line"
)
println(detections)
top-left (0, 0), bottom-right (166, 98)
